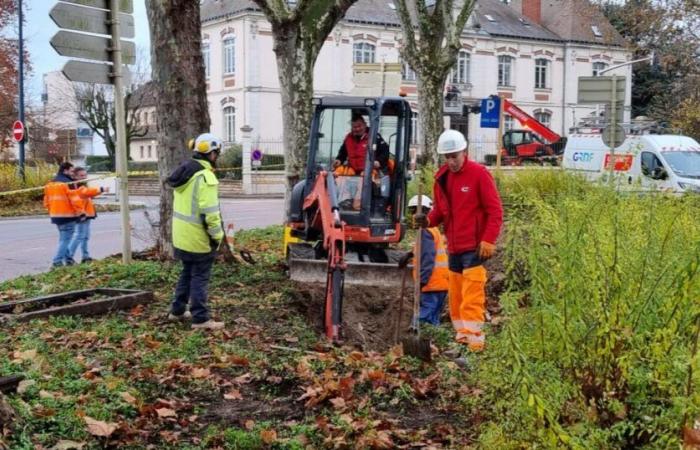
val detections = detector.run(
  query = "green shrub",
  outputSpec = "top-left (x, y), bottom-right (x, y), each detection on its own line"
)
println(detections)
top-left (85, 155), bottom-right (113, 172)
top-left (475, 176), bottom-right (700, 449)
top-left (0, 162), bottom-right (55, 204)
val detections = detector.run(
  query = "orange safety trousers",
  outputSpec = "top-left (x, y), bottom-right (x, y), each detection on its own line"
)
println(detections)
top-left (448, 265), bottom-right (487, 351)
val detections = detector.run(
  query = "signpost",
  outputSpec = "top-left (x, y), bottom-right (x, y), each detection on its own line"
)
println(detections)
top-left (578, 75), bottom-right (627, 180)
top-left (50, 0), bottom-right (134, 264)
top-left (251, 149), bottom-right (263, 168)
top-left (12, 121), bottom-right (24, 143)
top-left (480, 96), bottom-right (500, 129)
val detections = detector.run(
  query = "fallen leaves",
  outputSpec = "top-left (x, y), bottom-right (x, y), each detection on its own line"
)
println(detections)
top-left (155, 407), bottom-right (177, 418)
top-left (260, 428), bottom-right (277, 444)
top-left (84, 416), bottom-right (118, 437)
top-left (223, 389), bottom-right (243, 400)
top-left (119, 392), bottom-right (138, 406)
top-left (191, 367), bottom-right (211, 379)
top-left (12, 348), bottom-right (37, 363)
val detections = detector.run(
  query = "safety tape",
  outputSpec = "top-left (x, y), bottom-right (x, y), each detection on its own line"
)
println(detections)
top-left (0, 163), bottom-right (286, 198)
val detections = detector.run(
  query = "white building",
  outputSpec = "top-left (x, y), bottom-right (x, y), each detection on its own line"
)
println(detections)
top-left (39, 71), bottom-right (107, 164)
top-left (200, 0), bottom-right (632, 162)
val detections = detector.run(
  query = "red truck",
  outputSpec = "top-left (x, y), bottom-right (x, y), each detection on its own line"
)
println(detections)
top-left (498, 99), bottom-right (567, 165)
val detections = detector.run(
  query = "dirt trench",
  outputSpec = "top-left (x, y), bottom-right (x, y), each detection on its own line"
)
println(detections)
top-left (288, 252), bottom-right (507, 352)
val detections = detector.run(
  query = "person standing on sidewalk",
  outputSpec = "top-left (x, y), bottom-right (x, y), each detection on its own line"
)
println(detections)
top-left (414, 130), bottom-right (503, 351)
top-left (68, 167), bottom-right (109, 263)
top-left (166, 133), bottom-right (225, 330)
top-left (44, 162), bottom-right (84, 268)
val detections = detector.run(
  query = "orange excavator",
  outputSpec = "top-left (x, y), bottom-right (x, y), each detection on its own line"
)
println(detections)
top-left (285, 96), bottom-right (413, 342)
top-left (500, 99), bottom-right (567, 165)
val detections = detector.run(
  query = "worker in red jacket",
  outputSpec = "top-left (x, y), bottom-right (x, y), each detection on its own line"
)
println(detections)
top-left (333, 113), bottom-right (389, 175)
top-left (414, 129), bottom-right (503, 351)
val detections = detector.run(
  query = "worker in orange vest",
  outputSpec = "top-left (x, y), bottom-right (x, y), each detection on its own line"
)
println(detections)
top-left (44, 162), bottom-right (85, 267)
top-left (402, 195), bottom-right (450, 325)
top-left (68, 167), bottom-right (109, 263)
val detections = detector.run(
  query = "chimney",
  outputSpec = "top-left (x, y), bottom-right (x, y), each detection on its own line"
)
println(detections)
top-left (522, 0), bottom-right (541, 24)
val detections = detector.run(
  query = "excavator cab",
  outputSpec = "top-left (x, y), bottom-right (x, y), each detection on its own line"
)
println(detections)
top-left (288, 96), bottom-right (412, 247)
top-left (286, 97), bottom-right (413, 341)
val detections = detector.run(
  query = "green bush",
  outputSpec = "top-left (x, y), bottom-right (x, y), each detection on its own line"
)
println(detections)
top-left (85, 155), bottom-right (113, 172)
top-left (127, 161), bottom-right (158, 173)
top-left (474, 172), bottom-right (700, 449)
top-left (0, 162), bottom-right (55, 203)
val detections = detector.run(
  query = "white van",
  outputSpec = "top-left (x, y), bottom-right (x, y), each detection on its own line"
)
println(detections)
top-left (562, 133), bottom-right (700, 193)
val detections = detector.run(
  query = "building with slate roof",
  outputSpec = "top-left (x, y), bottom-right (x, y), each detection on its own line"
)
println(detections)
top-left (199, 0), bottom-right (631, 161)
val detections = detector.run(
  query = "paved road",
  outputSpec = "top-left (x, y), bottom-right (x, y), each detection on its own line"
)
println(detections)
top-left (0, 197), bottom-right (285, 282)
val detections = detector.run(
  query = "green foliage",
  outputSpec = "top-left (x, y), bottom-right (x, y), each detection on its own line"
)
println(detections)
top-left (85, 155), bottom-right (112, 172)
top-left (475, 170), bottom-right (700, 448)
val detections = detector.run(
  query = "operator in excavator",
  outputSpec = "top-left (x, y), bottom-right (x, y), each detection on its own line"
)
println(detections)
top-left (333, 112), bottom-right (390, 176)
top-left (414, 130), bottom-right (503, 351)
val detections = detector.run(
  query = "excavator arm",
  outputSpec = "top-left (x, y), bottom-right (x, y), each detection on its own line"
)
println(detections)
top-left (301, 170), bottom-right (347, 341)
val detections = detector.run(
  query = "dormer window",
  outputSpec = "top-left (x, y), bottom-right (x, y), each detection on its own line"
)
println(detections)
top-left (591, 25), bottom-right (603, 37)
top-left (485, 14), bottom-right (496, 22)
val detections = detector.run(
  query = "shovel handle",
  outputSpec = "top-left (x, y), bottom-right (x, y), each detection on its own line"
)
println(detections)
top-left (412, 183), bottom-right (422, 332)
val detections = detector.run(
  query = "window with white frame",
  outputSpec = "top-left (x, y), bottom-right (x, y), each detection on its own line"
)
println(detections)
top-left (498, 55), bottom-right (513, 87)
top-left (223, 106), bottom-right (236, 143)
top-left (353, 42), bottom-right (375, 64)
top-left (534, 111), bottom-right (551, 128)
top-left (504, 114), bottom-right (514, 131)
top-left (202, 42), bottom-right (210, 78)
top-left (402, 61), bottom-right (416, 81)
top-left (592, 61), bottom-right (608, 76)
top-left (223, 37), bottom-right (235, 75)
top-left (535, 58), bottom-right (549, 89)
top-left (450, 51), bottom-right (470, 85)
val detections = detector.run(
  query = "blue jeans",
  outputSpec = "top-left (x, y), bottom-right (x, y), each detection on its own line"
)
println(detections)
top-left (69, 220), bottom-right (91, 261)
top-left (419, 291), bottom-right (447, 325)
top-left (171, 255), bottom-right (215, 324)
top-left (53, 222), bottom-right (76, 265)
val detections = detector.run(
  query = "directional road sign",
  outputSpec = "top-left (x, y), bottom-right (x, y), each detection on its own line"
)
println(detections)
top-left (12, 121), bottom-right (25, 143)
top-left (62, 60), bottom-right (131, 85)
top-left (577, 76), bottom-right (626, 104)
top-left (51, 31), bottom-right (135, 65)
top-left (60, 0), bottom-right (134, 14)
top-left (49, 2), bottom-right (135, 39)
top-left (480, 96), bottom-right (500, 128)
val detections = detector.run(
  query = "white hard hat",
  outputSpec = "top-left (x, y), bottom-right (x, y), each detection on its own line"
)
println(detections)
top-left (408, 195), bottom-right (432, 209)
top-left (193, 133), bottom-right (223, 154)
top-left (437, 129), bottom-right (468, 154)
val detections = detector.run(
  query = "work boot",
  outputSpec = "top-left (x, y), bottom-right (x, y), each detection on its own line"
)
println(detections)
top-left (65, 258), bottom-right (76, 266)
top-left (51, 262), bottom-right (63, 270)
top-left (167, 311), bottom-right (192, 322)
top-left (81, 257), bottom-right (94, 264)
top-left (191, 320), bottom-right (225, 330)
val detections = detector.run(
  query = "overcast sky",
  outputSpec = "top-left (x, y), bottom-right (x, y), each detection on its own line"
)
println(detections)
top-left (20, 0), bottom-right (151, 104)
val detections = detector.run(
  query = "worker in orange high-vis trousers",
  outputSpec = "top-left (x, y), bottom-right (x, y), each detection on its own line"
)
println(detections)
top-left (401, 195), bottom-right (449, 325)
top-left (414, 130), bottom-right (503, 351)
top-left (68, 167), bottom-right (110, 263)
top-left (44, 162), bottom-right (85, 268)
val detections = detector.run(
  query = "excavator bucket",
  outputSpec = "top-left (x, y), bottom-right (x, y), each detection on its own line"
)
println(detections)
top-left (287, 243), bottom-right (409, 288)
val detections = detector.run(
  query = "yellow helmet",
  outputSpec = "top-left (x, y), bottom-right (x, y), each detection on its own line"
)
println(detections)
top-left (193, 133), bottom-right (222, 154)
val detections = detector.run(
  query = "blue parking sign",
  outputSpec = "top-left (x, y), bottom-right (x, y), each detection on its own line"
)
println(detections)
top-left (480, 96), bottom-right (500, 128)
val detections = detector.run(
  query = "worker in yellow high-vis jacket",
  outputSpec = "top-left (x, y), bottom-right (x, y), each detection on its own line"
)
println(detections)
top-left (166, 133), bottom-right (225, 330)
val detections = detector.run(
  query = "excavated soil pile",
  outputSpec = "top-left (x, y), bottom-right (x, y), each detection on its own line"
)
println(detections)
top-left (289, 250), bottom-right (508, 351)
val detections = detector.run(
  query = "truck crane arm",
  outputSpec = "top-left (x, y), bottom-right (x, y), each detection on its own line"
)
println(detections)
top-left (503, 98), bottom-right (562, 143)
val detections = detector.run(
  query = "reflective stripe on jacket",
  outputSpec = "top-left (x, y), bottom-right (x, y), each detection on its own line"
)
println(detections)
top-left (413, 227), bottom-right (449, 293)
top-left (43, 174), bottom-right (84, 224)
top-left (172, 159), bottom-right (224, 254)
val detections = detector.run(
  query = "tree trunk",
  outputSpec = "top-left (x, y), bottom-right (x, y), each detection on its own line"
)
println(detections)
top-left (417, 73), bottom-right (446, 167)
top-left (272, 28), bottom-right (315, 198)
top-left (146, 0), bottom-right (210, 258)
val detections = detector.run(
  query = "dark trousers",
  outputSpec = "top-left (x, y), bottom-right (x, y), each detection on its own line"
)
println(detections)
top-left (171, 254), bottom-right (215, 324)
top-left (448, 251), bottom-right (482, 273)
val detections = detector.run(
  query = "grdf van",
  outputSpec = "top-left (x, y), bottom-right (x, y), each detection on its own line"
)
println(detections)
top-left (562, 133), bottom-right (700, 193)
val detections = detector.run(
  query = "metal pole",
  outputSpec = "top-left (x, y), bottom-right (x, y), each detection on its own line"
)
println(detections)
top-left (608, 74), bottom-right (617, 182)
top-left (495, 95), bottom-right (504, 173)
top-left (110, 0), bottom-right (132, 263)
top-left (18, 0), bottom-right (25, 182)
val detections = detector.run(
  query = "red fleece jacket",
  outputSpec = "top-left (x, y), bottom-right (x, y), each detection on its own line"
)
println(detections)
top-left (427, 160), bottom-right (503, 254)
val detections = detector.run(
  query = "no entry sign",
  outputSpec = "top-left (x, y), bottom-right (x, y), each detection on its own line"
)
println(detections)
top-left (12, 121), bottom-right (25, 143)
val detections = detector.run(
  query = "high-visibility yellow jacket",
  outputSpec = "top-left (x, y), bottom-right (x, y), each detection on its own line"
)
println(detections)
top-left (170, 159), bottom-right (224, 254)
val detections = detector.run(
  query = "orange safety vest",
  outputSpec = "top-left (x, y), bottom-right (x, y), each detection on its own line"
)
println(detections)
top-left (76, 186), bottom-right (102, 218)
top-left (414, 227), bottom-right (450, 292)
top-left (43, 180), bottom-right (84, 220)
